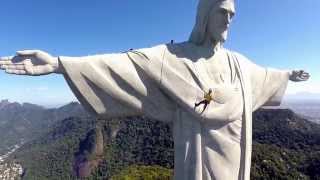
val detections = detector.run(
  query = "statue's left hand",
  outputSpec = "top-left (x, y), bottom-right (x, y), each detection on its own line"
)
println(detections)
top-left (0, 50), bottom-right (59, 76)
top-left (289, 70), bottom-right (310, 82)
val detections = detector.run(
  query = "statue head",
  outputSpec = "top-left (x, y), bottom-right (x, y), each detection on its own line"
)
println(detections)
top-left (189, 0), bottom-right (235, 46)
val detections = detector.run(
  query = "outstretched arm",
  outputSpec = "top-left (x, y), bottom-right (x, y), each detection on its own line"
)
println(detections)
top-left (0, 46), bottom-right (177, 122)
top-left (0, 50), bottom-right (64, 75)
top-left (250, 64), bottom-right (310, 111)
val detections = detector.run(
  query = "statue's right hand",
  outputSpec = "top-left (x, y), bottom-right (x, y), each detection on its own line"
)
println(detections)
top-left (0, 50), bottom-right (60, 76)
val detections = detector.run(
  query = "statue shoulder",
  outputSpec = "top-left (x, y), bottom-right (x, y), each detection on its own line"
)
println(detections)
top-left (224, 49), bottom-right (253, 66)
top-left (224, 49), bottom-right (246, 59)
top-left (128, 42), bottom-right (193, 62)
top-left (137, 44), bottom-right (167, 55)
top-left (165, 41), bottom-right (194, 53)
top-left (164, 41), bottom-right (203, 61)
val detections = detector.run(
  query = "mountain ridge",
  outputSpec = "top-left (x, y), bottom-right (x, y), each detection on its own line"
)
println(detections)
top-left (0, 100), bottom-right (87, 154)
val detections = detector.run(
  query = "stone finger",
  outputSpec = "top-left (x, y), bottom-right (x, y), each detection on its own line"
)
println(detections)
top-left (16, 50), bottom-right (38, 56)
top-left (0, 56), bottom-right (13, 61)
top-left (0, 60), bottom-right (14, 65)
top-left (5, 69), bottom-right (27, 75)
top-left (6, 65), bottom-right (26, 70)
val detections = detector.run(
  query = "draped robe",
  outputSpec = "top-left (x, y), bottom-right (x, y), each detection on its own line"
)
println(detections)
top-left (59, 42), bottom-right (289, 180)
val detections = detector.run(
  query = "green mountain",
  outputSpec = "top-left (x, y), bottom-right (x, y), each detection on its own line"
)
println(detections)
top-left (0, 100), bottom-right (86, 154)
top-left (252, 109), bottom-right (320, 180)
top-left (7, 108), bottom-right (320, 180)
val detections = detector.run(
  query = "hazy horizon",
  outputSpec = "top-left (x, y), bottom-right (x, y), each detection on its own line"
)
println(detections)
top-left (1, 92), bottom-right (320, 108)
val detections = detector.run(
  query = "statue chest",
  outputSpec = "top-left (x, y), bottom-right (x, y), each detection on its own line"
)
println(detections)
top-left (193, 51), bottom-right (235, 87)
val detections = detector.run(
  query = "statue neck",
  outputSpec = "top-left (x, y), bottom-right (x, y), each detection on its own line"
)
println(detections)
top-left (201, 38), bottom-right (223, 56)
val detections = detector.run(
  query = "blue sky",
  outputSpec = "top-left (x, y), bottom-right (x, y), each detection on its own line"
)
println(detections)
top-left (0, 0), bottom-right (319, 107)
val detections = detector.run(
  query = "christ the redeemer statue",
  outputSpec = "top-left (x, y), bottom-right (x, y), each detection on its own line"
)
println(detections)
top-left (0, 0), bottom-right (310, 179)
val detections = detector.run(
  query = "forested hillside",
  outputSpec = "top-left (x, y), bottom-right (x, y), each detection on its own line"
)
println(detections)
top-left (7, 108), bottom-right (320, 180)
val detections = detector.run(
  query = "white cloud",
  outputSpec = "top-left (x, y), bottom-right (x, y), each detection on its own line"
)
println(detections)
top-left (286, 81), bottom-right (320, 95)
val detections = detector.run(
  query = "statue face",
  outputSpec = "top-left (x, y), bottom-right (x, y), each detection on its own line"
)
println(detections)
top-left (207, 2), bottom-right (235, 43)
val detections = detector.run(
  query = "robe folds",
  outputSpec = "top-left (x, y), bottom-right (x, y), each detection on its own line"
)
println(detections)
top-left (59, 42), bottom-right (289, 180)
